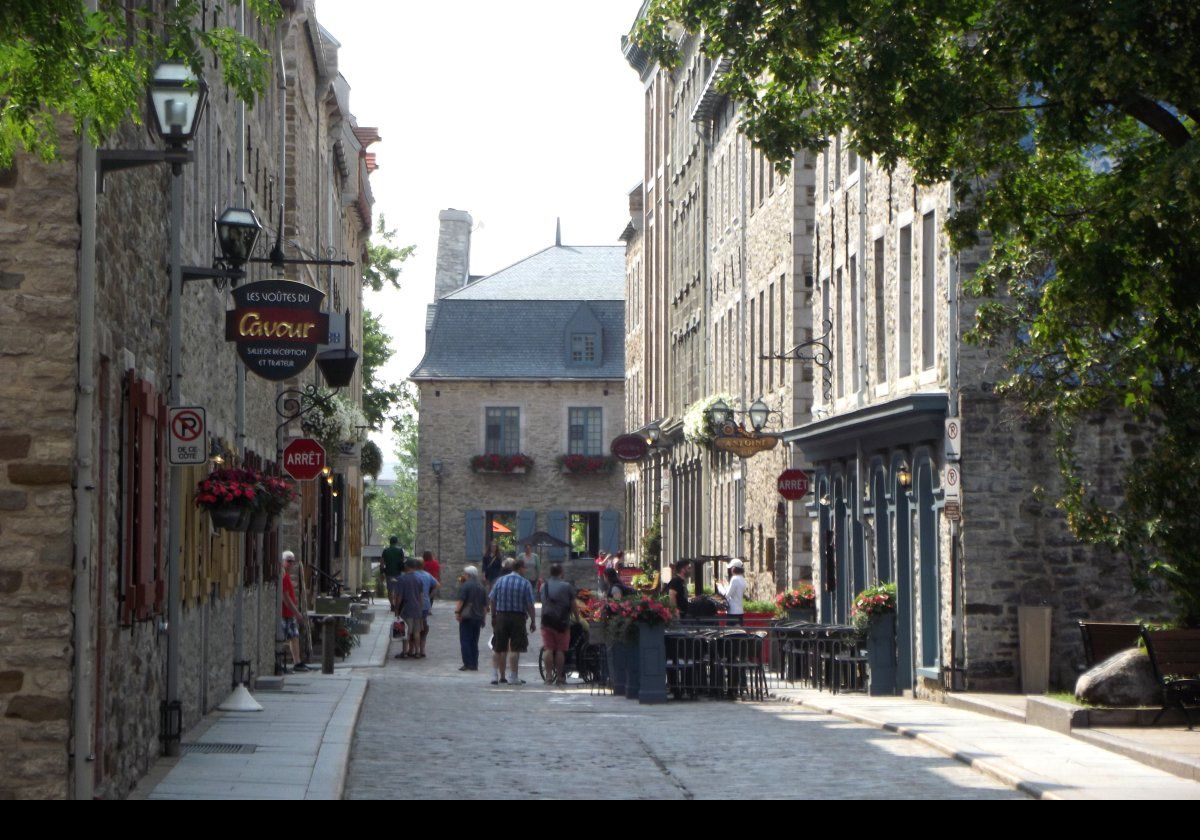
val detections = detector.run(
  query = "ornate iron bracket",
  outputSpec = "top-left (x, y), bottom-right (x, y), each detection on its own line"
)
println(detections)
top-left (275, 384), bottom-right (339, 441)
top-left (760, 319), bottom-right (834, 403)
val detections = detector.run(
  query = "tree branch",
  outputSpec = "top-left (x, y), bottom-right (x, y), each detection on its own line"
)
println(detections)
top-left (1118, 96), bottom-right (1191, 148)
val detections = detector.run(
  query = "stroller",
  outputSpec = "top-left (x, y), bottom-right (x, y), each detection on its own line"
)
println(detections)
top-left (538, 618), bottom-right (606, 684)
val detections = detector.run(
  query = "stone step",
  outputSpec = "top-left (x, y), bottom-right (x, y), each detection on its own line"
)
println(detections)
top-left (945, 692), bottom-right (1027, 724)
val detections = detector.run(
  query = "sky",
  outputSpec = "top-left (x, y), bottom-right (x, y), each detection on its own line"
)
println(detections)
top-left (314, 1), bottom-right (647, 472)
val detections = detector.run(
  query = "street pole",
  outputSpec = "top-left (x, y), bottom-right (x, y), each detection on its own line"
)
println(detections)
top-left (165, 168), bottom-right (183, 758)
top-left (436, 473), bottom-right (442, 561)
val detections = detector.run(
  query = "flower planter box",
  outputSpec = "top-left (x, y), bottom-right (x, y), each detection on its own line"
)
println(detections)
top-left (559, 466), bottom-right (614, 476)
top-left (787, 606), bottom-right (816, 623)
top-left (625, 637), bottom-right (641, 700)
top-left (867, 613), bottom-right (897, 696)
top-left (473, 466), bottom-right (527, 475)
top-left (636, 623), bottom-right (668, 705)
top-left (608, 640), bottom-right (628, 695)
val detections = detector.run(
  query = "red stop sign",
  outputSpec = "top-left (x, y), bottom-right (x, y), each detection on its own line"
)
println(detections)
top-left (283, 438), bottom-right (326, 481)
top-left (777, 469), bottom-right (810, 501)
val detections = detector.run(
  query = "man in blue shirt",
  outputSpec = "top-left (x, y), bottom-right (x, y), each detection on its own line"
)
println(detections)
top-left (487, 557), bottom-right (536, 685)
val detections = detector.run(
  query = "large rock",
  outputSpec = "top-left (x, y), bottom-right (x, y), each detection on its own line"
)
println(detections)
top-left (1075, 649), bottom-right (1161, 707)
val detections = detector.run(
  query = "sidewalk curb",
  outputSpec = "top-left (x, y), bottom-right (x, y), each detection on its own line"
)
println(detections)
top-left (774, 693), bottom-right (1061, 800)
top-left (1070, 728), bottom-right (1200, 783)
top-left (305, 675), bottom-right (368, 800)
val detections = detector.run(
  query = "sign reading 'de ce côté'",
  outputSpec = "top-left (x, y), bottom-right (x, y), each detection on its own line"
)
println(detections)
top-left (225, 280), bottom-right (329, 381)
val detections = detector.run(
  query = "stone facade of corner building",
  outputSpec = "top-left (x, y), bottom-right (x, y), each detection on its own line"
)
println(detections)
top-left (621, 31), bottom-right (815, 597)
top-left (0, 2), bottom-right (375, 799)
top-left (414, 380), bottom-right (626, 589)
top-left (412, 229), bottom-right (627, 594)
top-left (799, 147), bottom-right (1166, 697)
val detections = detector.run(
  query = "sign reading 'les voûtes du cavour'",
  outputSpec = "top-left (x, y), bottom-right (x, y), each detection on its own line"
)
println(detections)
top-left (224, 280), bottom-right (330, 381)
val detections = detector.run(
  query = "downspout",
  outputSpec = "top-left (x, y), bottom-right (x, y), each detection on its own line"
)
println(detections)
top-left (233, 0), bottom-right (248, 676)
top-left (72, 2), bottom-right (99, 792)
top-left (947, 183), bottom-right (964, 690)
top-left (856, 158), bottom-right (868, 584)
top-left (273, 15), bottom-right (288, 661)
top-left (736, 118), bottom-right (748, 559)
top-left (700, 104), bottom-right (711, 567)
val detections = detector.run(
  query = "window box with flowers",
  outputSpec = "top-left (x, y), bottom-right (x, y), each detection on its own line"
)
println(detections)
top-left (557, 454), bottom-right (616, 476)
top-left (683, 392), bottom-right (735, 449)
top-left (470, 453), bottom-right (533, 475)
top-left (776, 583), bottom-right (817, 622)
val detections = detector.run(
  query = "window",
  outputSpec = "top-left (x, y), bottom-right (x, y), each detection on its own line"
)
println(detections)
top-left (570, 512), bottom-right (600, 558)
top-left (899, 225), bottom-right (913, 377)
top-left (485, 407), bottom-right (520, 455)
top-left (834, 134), bottom-right (842, 191)
top-left (568, 407), bottom-right (603, 456)
top-left (849, 254), bottom-right (859, 393)
top-left (874, 237), bottom-right (887, 383)
top-left (921, 211), bottom-right (937, 370)
top-left (571, 332), bottom-right (596, 363)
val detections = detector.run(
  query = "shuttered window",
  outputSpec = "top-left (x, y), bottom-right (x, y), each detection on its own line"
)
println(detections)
top-left (122, 373), bottom-right (167, 623)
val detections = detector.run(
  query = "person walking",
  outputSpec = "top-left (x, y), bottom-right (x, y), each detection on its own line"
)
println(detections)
top-left (716, 558), bottom-right (746, 626)
top-left (394, 559), bottom-right (426, 659)
top-left (482, 540), bottom-right (504, 589)
top-left (487, 557), bottom-right (536, 685)
top-left (381, 537), bottom-right (406, 615)
top-left (519, 543), bottom-right (541, 592)
top-left (455, 566), bottom-right (488, 671)
top-left (280, 551), bottom-right (309, 672)
top-left (422, 550), bottom-right (441, 584)
top-left (414, 556), bottom-right (440, 658)
top-left (539, 563), bottom-right (576, 685)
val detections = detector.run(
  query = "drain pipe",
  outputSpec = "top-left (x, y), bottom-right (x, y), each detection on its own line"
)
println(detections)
top-left (273, 15), bottom-right (289, 661)
top-left (947, 183), bottom-right (965, 690)
top-left (72, 27), bottom-right (99, 795)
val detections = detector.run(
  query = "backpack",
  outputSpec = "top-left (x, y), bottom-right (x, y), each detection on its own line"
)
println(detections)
top-left (541, 580), bottom-right (573, 631)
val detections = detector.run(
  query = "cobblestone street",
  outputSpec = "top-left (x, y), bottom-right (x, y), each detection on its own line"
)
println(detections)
top-left (346, 607), bottom-right (1024, 800)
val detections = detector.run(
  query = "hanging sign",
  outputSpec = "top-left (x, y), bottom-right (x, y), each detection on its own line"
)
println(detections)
top-left (225, 280), bottom-right (329, 381)
top-left (168, 406), bottom-right (206, 466)
top-left (713, 429), bottom-right (779, 458)
top-left (283, 438), bottom-right (326, 482)
top-left (610, 433), bottom-right (649, 462)
top-left (777, 469), bottom-right (810, 501)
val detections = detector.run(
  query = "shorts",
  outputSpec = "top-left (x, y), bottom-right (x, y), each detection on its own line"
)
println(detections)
top-left (403, 615), bottom-right (425, 639)
top-left (491, 611), bottom-right (529, 653)
top-left (540, 625), bottom-right (570, 652)
top-left (387, 576), bottom-right (403, 595)
top-left (280, 617), bottom-right (299, 639)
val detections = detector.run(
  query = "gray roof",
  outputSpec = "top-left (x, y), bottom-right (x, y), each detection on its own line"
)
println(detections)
top-left (443, 245), bottom-right (624, 301)
top-left (411, 299), bottom-right (624, 381)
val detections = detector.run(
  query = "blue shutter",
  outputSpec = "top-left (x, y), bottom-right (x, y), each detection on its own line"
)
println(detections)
top-left (546, 511), bottom-right (568, 561)
top-left (599, 510), bottom-right (621, 555)
top-left (516, 510), bottom-right (536, 546)
top-left (465, 510), bottom-right (484, 565)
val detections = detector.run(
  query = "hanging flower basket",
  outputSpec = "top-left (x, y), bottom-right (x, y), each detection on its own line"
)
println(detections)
top-left (557, 454), bottom-right (616, 475)
top-left (683, 393), bottom-right (735, 448)
top-left (470, 453), bottom-right (533, 475)
top-left (194, 468), bottom-right (260, 531)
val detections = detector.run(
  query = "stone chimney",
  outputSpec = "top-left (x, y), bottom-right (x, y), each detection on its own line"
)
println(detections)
top-left (433, 209), bottom-right (472, 300)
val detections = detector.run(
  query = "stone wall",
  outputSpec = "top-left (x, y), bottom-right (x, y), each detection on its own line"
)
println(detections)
top-left (0, 137), bottom-right (81, 799)
top-left (414, 379), bottom-right (626, 590)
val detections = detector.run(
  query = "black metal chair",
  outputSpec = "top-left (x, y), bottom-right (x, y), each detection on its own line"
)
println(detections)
top-left (1141, 627), bottom-right (1200, 730)
top-left (713, 631), bottom-right (769, 701)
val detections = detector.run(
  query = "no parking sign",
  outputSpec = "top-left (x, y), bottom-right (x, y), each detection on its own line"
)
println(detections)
top-left (169, 406), bottom-right (207, 466)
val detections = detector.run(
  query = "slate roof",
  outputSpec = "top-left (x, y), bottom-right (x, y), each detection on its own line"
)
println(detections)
top-left (443, 245), bottom-right (624, 301)
top-left (411, 245), bottom-right (626, 382)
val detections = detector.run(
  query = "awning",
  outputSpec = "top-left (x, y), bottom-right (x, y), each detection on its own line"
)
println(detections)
top-left (779, 392), bottom-right (950, 462)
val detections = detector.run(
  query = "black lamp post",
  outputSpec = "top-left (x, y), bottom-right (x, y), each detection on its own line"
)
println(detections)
top-left (184, 206), bottom-right (263, 287)
top-left (748, 398), bottom-right (770, 433)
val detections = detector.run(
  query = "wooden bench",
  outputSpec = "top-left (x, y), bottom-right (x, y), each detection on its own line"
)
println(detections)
top-left (1141, 627), bottom-right (1200, 730)
top-left (1079, 621), bottom-right (1142, 668)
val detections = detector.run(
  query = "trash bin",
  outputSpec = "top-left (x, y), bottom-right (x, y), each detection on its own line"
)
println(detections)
top-left (1018, 605), bottom-right (1052, 694)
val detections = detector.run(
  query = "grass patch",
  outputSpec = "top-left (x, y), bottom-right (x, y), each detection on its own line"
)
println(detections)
top-left (1047, 691), bottom-right (1097, 708)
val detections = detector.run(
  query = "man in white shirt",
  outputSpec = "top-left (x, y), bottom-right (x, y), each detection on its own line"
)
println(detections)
top-left (718, 558), bottom-right (747, 626)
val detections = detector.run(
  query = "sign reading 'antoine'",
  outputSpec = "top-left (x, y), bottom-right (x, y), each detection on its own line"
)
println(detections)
top-left (225, 280), bottom-right (330, 381)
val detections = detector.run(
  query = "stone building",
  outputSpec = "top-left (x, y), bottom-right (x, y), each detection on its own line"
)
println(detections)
top-left (793, 147), bottom-right (1161, 696)
top-left (621, 32), bottom-right (815, 596)
top-left (411, 214), bottom-right (626, 590)
top-left (0, 2), bottom-right (375, 799)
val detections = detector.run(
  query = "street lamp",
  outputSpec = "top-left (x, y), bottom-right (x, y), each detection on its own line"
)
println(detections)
top-left (747, 398), bottom-right (771, 433)
top-left (707, 398), bottom-right (733, 429)
top-left (184, 206), bottom-right (263, 287)
top-left (643, 423), bottom-right (661, 446)
top-left (147, 62), bottom-right (208, 151)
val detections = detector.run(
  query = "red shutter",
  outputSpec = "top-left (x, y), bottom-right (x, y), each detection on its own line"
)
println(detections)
top-left (154, 394), bottom-right (168, 613)
top-left (121, 372), bottom-right (138, 624)
top-left (122, 373), bottom-right (168, 622)
top-left (135, 382), bottom-right (157, 619)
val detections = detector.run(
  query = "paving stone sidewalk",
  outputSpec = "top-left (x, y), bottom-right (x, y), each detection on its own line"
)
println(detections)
top-left (772, 687), bottom-right (1200, 800)
top-left (131, 601), bottom-right (391, 800)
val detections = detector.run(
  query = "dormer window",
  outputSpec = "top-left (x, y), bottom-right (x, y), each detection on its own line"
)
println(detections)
top-left (571, 333), bottom-right (597, 364)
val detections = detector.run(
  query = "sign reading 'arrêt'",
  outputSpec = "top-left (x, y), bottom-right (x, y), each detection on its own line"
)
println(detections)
top-left (225, 280), bottom-right (329, 381)
top-left (777, 468), bottom-right (810, 501)
top-left (283, 438), bottom-right (326, 482)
